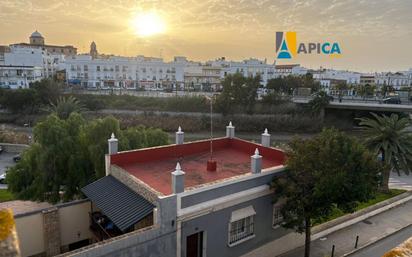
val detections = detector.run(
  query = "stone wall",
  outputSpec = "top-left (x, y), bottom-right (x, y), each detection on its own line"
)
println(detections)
top-left (110, 165), bottom-right (161, 203)
top-left (42, 208), bottom-right (61, 257)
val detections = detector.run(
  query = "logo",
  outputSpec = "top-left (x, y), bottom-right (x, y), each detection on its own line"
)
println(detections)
top-left (276, 31), bottom-right (342, 59)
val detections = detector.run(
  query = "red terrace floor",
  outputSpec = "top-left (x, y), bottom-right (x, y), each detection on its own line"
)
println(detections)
top-left (111, 138), bottom-right (285, 195)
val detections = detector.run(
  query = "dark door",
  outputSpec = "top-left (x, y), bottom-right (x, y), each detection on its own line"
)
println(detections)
top-left (186, 232), bottom-right (203, 257)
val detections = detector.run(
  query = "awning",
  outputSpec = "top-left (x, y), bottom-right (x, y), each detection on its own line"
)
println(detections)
top-left (82, 175), bottom-right (155, 232)
top-left (230, 206), bottom-right (256, 222)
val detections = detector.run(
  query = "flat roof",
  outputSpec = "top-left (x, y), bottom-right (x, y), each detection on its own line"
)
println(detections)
top-left (111, 138), bottom-right (285, 195)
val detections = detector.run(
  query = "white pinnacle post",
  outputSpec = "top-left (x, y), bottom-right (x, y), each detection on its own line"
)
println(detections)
top-left (226, 121), bottom-right (235, 138)
top-left (172, 162), bottom-right (185, 193)
top-left (176, 126), bottom-right (184, 145)
top-left (108, 133), bottom-right (118, 155)
top-left (251, 148), bottom-right (262, 174)
top-left (261, 128), bottom-right (271, 147)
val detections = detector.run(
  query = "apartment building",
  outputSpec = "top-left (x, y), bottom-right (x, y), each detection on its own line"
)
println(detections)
top-left (206, 57), bottom-right (277, 86)
top-left (0, 65), bottom-right (43, 89)
top-left (313, 69), bottom-right (361, 85)
top-left (65, 55), bottom-right (186, 90)
top-left (375, 72), bottom-right (411, 89)
top-left (275, 64), bottom-right (308, 77)
top-left (183, 62), bottom-right (222, 91)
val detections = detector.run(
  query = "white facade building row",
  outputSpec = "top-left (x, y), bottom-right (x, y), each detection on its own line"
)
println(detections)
top-left (206, 58), bottom-right (278, 85)
top-left (374, 72), bottom-right (411, 89)
top-left (0, 46), bottom-right (64, 89)
top-left (65, 55), bottom-right (186, 89)
top-left (0, 65), bottom-right (43, 89)
top-left (65, 56), bottom-right (283, 90)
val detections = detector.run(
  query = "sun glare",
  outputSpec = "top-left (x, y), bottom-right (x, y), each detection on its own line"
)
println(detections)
top-left (132, 12), bottom-right (165, 37)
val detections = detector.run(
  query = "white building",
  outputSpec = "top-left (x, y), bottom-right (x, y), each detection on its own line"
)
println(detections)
top-left (275, 64), bottom-right (308, 77)
top-left (375, 72), bottom-right (411, 89)
top-left (0, 65), bottom-right (43, 89)
top-left (183, 62), bottom-right (221, 91)
top-left (4, 46), bottom-right (63, 78)
top-left (312, 69), bottom-right (361, 85)
top-left (206, 57), bottom-right (277, 86)
top-left (65, 55), bottom-right (186, 90)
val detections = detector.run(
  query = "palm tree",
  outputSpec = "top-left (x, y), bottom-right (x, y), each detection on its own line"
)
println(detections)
top-left (46, 96), bottom-right (85, 119)
top-left (358, 113), bottom-right (412, 192)
top-left (309, 91), bottom-right (331, 120)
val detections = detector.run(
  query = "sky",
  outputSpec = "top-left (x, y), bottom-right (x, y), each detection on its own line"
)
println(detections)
top-left (0, 0), bottom-right (411, 72)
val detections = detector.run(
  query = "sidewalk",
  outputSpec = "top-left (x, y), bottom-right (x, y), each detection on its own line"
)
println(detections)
top-left (278, 199), bottom-right (412, 257)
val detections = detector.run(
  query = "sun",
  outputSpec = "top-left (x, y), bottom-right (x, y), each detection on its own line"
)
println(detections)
top-left (132, 12), bottom-right (166, 37)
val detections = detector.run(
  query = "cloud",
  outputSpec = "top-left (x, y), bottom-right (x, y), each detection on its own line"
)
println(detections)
top-left (0, 0), bottom-right (411, 71)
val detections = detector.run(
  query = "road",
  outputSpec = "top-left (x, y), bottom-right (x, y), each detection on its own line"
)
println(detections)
top-left (0, 152), bottom-right (17, 189)
top-left (348, 225), bottom-right (412, 257)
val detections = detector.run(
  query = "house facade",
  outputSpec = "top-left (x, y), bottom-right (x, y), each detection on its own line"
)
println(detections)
top-left (58, 124), bottom-right (293, 257)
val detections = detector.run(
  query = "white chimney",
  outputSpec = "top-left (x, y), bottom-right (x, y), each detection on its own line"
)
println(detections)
top-left (261, 128), bottom-right (271, 147)
top-left (251, 148), bottom-right (262, 174)
top-left (226, 121), bottom-right (235, 138)
top-left (108, 133), bottom-right (118, 155)
top-left (176, 126), bottom-right (184, 145)
top-left (172, 162), bottom-right (185, 194)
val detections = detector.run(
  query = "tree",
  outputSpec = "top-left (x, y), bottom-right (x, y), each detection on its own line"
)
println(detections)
top-left (358, 113), bottom-right (412, 192)
top-left (0, 79), bottom-right (62, 114)
top-left (31, 78), bottom-right (62, 106)
top-left (308, 91), bottom-right (330, 118)
top-left (357, 83), bottom-right (376, 99)
top-left (272, 128), bottom-right (379, 257)
top-left (7, 113), bottom-right (93, 202)
top-left (215, 73), bottom-right (260, 114)
top-left (0, 88), bottom-right (37, 113)
top-left (7, 113), bottom-right (169, 203)
top-left (46, 96), bottom-right (85, 119)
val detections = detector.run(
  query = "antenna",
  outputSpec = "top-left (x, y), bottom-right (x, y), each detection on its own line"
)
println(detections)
top-left (210, 93), bottom-right (213, 159)
top-left (206, 94), bottom-right (217, 171)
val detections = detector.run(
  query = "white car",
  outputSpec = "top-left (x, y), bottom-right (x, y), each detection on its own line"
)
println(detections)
top-left (0, 173), bottom-right (6, 184)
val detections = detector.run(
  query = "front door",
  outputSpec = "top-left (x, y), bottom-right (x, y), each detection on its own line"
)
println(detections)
top-left (186, 231), bottom-right (203, 257)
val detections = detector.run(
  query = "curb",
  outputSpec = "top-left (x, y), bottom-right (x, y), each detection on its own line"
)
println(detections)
top-left (342, 223), bottom-right (412, 256)
top-left (312, 191), bottom-right (412, 241)
top-left (276, 192), bottom-right (412, 257)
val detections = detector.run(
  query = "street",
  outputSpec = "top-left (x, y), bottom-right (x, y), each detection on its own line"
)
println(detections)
top-left (348, 225), bottom-right (412, 257)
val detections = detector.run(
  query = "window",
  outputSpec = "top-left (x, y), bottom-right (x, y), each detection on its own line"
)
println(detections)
top-left (272, 205), bottom-right (283, 228)
top-left (228, 206), bottom-right (255, 246)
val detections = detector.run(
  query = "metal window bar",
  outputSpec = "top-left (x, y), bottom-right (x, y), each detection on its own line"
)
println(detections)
top-left (229, 217), bottom-right (254, 244)
top-left (273, 206), bottom-right (283, 226)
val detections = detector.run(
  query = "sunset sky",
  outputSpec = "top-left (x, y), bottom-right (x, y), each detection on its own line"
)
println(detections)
top-left (1, 0), bottom-right (411, 72)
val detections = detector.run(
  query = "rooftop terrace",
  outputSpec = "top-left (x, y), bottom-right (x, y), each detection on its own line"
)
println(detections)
top-left (110, 137), bottom-right (285, 195)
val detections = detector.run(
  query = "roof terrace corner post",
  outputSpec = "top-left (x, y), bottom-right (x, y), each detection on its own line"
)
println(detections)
top-left (251, 148), bottom-right (262, 174)
top-left (108, 132), bottom-right (118, 155)
top-left (261, 128), bottom-right (271, 147)
top-left (106, 133), bottom-right (118, 176)
top-left (176, 126), bottom-right (184, 145)
top-left (226, 121), bottom-right (235, 138)
top-left (172, 162), bottom-right (185, 194)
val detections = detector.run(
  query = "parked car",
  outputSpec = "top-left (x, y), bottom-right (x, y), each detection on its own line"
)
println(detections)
top-left (382, 97), bottom-right (401, 104)
top-left (0, 173), bottom-right (6, 184)
top-left (13, 154), bottom-right (21, 162)
top-left (0, 146), bottom-right (3, 154)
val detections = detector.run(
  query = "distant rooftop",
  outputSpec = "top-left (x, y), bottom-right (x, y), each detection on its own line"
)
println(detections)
top-left (110, 137), bottom-right (285, 195)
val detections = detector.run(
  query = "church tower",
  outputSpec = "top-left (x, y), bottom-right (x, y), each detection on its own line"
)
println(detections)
top-left (90, 41), bottom-right (98, 59)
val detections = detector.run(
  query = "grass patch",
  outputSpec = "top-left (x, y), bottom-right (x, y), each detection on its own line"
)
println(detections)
top-left (315, 189), bottom-right (406, 225)
top-left (0, 189), bottom-right (15, 202)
